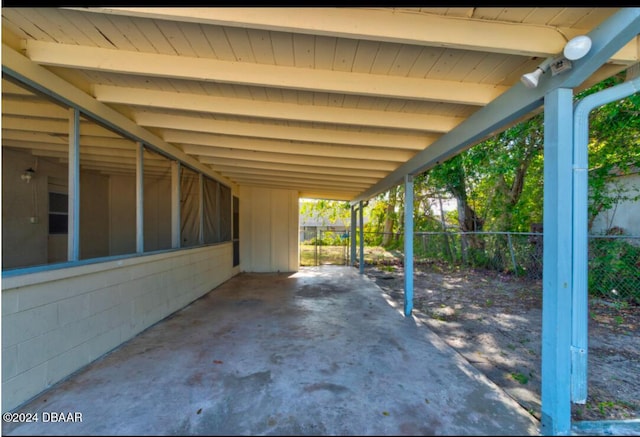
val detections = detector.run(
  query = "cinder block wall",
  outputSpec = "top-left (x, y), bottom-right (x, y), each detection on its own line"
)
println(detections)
top-left (2, 243), bottom-right (236, 412)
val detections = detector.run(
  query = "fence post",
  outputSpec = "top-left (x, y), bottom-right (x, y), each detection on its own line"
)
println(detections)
top-left (315, 227), bottom-right (319, 266)
top-left (460, 233), bottom-right (468, 265)
top-left (507, 232), bottom-right (518, 273)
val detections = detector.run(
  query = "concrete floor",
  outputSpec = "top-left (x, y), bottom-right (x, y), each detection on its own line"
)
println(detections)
top-left (3, 266), bottom-right (540, 436)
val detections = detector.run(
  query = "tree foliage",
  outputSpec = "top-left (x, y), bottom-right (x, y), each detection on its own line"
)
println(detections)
top-left (579, 72), bottom-right (640, 231)
top-left (367, 68), bottom-right (638, 238)
top-left (299, 199), bottom-right (351, 228)
top-left (303, 70), bottom-right (638, 241)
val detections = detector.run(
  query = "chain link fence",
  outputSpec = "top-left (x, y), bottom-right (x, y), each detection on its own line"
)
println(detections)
top-left (304, 230), bottom-right (638, 305)
top-left (300, 228), bottom-right (351, 266)
top-left (412, 231), bottom-right (640, 304)
top-left (414, 231), bottom-right (544, 279)
top-left (300, 228), bottom-right (639, 304)
top-left (588, 235), bottom-right (640, 304)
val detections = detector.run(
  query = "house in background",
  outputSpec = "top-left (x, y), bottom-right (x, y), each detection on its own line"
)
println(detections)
top-left (590, 166), bottom-right (640, 235)
top-left (2, 7), bottom-right (639, 435)
top-left (299, 199), bottom-right (370, 235)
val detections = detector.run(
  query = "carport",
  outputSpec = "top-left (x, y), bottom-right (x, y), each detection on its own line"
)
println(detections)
top-left (2, 7), bottom-right (639, 436)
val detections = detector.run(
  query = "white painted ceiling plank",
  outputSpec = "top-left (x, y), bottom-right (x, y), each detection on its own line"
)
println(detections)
top-left (173, 134), bottom-right (417, 161)
top-left (94, 85), bottom-right (465, 132)
top-left (195, 149), bottom-right (398, 171)
top-left (136, 113), bottom-right (438, 149)
top-left (205, 157), bottom-right (389, 178)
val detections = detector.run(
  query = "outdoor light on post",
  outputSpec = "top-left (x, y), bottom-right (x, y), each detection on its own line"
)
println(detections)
top-left (521, 35), bottom-right (592, 89)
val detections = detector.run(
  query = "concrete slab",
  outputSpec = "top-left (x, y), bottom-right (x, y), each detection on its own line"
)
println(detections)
top-left (2, 266), bottom-right (540, 436)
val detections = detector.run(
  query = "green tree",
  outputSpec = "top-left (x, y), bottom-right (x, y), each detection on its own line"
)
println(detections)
top-left (299, 199), bottom-right (351, 228)
top-left (472, 113), bottom-right (544, 231)
top-left (381, 185), bottom-right (400, 246)
top-left (368, 68), bottom-right (638, 243)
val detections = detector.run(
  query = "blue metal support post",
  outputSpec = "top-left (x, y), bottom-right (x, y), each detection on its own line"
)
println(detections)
top-left (359, 200), bottom-right (364, 274)
top-left (171, 161), bottom-right (181, 249)
top-left (350, 204), bottom-right (357, 267)
top-left (67, 108), bottom-right (80, 262)
top-left (136, 142), bottom-right (144, 253)
top-left (198, 173), bottom-right (204, 245)
top-left (541, 88), bottom-right (573, 436)
top-left (404, 175), bottom-right (414, 316)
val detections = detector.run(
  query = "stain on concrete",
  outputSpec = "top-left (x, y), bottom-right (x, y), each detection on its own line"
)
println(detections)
top-left (234, 298), bottom-right (263, 307)
top-left (296, 283), bottom-right (349, 298)
top-left (223, 370), bottom-right (273, 394)
top-left (270, 353), bottom-right (284, 365)
top-left (319, 362), bottom-right (340, 375)
top-left (303, 382), bottom-right (350, 395)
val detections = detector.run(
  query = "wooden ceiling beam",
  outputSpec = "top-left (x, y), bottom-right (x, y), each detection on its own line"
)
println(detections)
top-left (96, 86), bottom-right (465, 132)
top-left (26, 40), bottom-right (507, 105)
top-left (73, 7), bottom-right (637, 62)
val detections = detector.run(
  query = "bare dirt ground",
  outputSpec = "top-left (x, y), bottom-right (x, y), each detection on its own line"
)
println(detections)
top-left (364, 261), bottom-right (640, 423)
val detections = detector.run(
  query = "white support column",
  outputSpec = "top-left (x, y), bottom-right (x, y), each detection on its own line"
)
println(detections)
top-left (171, 161), bottom-right (181, 249)
top-left (136, 142), bottom-right (144, 253)
top-left (404, 175), bottom-right (414, 317)
top-left (541, 87), bottom-right (573, 436)
top-left (67, 107), bottom-right (80, 261)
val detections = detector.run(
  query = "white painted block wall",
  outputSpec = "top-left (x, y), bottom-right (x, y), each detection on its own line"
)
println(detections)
top-left (1, 243), bottom-right (237, 412)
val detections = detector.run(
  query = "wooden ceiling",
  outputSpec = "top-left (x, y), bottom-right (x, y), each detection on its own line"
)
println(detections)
top-left (2, 7), bottom-right (638, 200)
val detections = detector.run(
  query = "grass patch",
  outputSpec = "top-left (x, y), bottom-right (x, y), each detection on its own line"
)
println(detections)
top-left (299, 244), bottom-right (399, 267)
top-left (510, 372), bottom-right (529, 384)
top-left (300, 244), bottom-right (349, 266)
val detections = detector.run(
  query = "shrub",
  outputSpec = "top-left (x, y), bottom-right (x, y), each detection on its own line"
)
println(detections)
top-left (588, 238), bottom-right (640, 304)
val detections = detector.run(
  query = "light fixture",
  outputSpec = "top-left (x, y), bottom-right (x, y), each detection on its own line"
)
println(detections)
top-left (21, 167), bottom-right (35, 183)
top-left (521, 67), bottom-right (545, 89)
top-left (521, 57), bottom-right (554, 89)
top-left (521, 35), bottom-right (593, 89)
top-left (551, 57), bottom-right (574, 76)
top-left (563, 35), bottom-right (592, 61)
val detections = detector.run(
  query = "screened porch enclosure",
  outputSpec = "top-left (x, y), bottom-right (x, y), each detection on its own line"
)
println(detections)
top-left (2, 76), bottom-right (233, 271)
